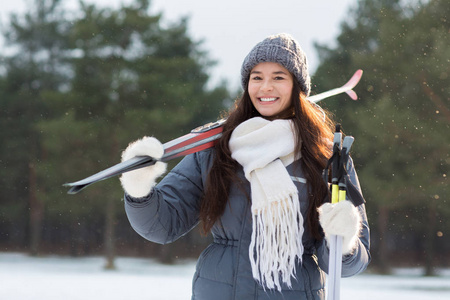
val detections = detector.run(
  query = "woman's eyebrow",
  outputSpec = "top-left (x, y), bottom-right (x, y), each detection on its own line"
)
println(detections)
top-left (250, 70), bottom-right (288, 75)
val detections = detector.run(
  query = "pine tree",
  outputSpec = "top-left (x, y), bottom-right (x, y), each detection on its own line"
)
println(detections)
top-left (0, 0), bottom-right (71, 255)
top-left (1, 0), bottom-right (229, 263)
top-left (313, 0), bottom-right (449, 273)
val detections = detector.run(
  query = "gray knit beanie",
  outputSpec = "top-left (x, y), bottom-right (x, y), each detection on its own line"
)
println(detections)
top-left (241, 33), bottom-right (311, 96)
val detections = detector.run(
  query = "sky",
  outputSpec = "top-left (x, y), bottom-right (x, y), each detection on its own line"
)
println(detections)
top-left (0, 0), bottom-right (357, 89)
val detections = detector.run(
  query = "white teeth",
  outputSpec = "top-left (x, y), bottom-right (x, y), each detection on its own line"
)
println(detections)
top-left (260, 97), bottom-right (277, 102)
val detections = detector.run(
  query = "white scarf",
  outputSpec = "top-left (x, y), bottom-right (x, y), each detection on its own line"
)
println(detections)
top-left (229, 117), bottom-right (304, 291)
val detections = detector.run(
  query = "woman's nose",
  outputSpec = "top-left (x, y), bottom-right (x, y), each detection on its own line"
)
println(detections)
top-left (261, 80), bottom-right (273, 92)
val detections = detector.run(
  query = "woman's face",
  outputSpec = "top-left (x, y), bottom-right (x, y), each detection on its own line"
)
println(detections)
top-left (248, 62), bottom-right (294, 118)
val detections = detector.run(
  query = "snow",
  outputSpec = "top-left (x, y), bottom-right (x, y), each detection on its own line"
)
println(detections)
top-left (1, 252), bottom-right (450, 299)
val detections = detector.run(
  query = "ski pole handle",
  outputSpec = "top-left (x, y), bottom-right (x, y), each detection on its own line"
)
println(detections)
top-left (331, 125), bottom-right (342, 204)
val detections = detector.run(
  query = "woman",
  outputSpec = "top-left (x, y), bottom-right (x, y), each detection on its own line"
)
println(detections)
top-left (120, 33), bottom-right (370, 299)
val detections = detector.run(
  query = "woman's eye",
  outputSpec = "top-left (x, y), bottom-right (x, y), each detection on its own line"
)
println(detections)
top-left (274, 76), bottom-right (285, 80)
top-left (251, 76), bottom-right (262, 80)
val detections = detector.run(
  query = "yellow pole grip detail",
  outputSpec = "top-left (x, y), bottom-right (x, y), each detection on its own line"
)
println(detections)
top-left (331, 184), bottom-right (339, 204)
top-left (338, 189), bottom-right (346, 203)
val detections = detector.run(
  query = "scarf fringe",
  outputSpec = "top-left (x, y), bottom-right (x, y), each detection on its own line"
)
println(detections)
top-left (249, 194), bottom-right (304, 291)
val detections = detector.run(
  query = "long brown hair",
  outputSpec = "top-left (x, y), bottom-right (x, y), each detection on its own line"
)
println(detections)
top-left (200, 80), bottom-right (334, 240)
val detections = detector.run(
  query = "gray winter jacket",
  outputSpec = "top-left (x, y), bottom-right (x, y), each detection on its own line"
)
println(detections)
top-left (124, 148), bottom-right (370, 300)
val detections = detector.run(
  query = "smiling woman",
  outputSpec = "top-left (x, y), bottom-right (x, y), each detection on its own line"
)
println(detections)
top-left (120, 33), bottom-right (370, 299)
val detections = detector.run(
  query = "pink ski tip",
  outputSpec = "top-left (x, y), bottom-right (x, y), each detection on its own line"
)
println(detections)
top-left (342, 69), bottom-right (363, 90)
top-left (345, 90), bottom-right (358, 100)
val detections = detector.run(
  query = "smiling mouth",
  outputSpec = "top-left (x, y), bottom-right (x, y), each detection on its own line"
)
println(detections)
top-left (259, 97), bottom-right (278, 102)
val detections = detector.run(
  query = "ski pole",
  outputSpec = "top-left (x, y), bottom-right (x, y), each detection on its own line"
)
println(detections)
top-left (331, 125), bottom-right (342, 205)
top-left (327, 132), bottom-right (355, 300)
top-left (327, 125), bottom-right (343, 300)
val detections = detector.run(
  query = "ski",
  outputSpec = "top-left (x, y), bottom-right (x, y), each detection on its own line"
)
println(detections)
top-left (64, 70), bottom-right (362, 194)
top-left (307, 69), bottom-right (363, 103)
top-left (64, 119), bottom-right (225, 194)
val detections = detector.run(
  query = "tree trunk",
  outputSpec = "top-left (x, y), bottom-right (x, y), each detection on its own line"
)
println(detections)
top-left (104, 136), bottom-right (119, 269)
top-left (104, 196), bottom-right (116, 269)
top-left (377, 205), bottom-right (390, 274)
top-left (424, 198), bottom-right (436, 276)
top-left (159, 243), bottom-right (175, 264)
top-left (29, 162), bottom-right (43, 256)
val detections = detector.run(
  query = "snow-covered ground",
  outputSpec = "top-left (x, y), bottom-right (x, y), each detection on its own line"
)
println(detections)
top-left (1, 252), bottom-right (449, 299)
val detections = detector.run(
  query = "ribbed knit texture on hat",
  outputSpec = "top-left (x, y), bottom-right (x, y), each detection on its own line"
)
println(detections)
top-left (241, 33), bottom-right (311, 96)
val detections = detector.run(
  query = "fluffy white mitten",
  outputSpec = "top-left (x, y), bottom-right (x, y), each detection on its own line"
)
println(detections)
top-left (119, 137), bottom-right (167, 198)
top-left (318, 201), bottom-right (362, 255)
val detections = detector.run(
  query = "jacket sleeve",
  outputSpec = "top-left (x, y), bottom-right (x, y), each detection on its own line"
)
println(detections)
top-left (316, 157), bottom-right (371, 277)
top-left (124, 151), bottom-right (211, 245)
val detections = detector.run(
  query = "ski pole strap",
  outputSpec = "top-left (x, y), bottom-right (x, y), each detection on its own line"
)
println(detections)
top-left (337, 136), bottom-right (353, 202)
top-left (344, 179), bottom-right (365, 206)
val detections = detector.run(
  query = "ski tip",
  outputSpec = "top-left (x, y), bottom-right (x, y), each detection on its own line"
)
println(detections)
top-left (63, 182), bottom-right (84, 194)
top-left (345, 89), bottom-right (358, 100)
top-left (343, 69), bottom-right (364, 89)
top-left (65, 184), bottom-right (85, 194)
top-left (353, 69), bottom-right (363, 81)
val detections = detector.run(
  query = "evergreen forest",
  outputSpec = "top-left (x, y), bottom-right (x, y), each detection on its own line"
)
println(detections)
top-left (0, 0), bottom-right (448, 274)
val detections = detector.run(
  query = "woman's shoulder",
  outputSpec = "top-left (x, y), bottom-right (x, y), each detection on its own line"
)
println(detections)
top-left (173, 147), bottom-right (216, 172)
top-left (193, 147), bottom-right (216, 167)
top-left (195, 146), bottom-right (216, 157)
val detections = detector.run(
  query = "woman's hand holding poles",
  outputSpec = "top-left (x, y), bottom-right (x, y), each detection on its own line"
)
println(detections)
top-left (318, 201), bottom-right (361, 255)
